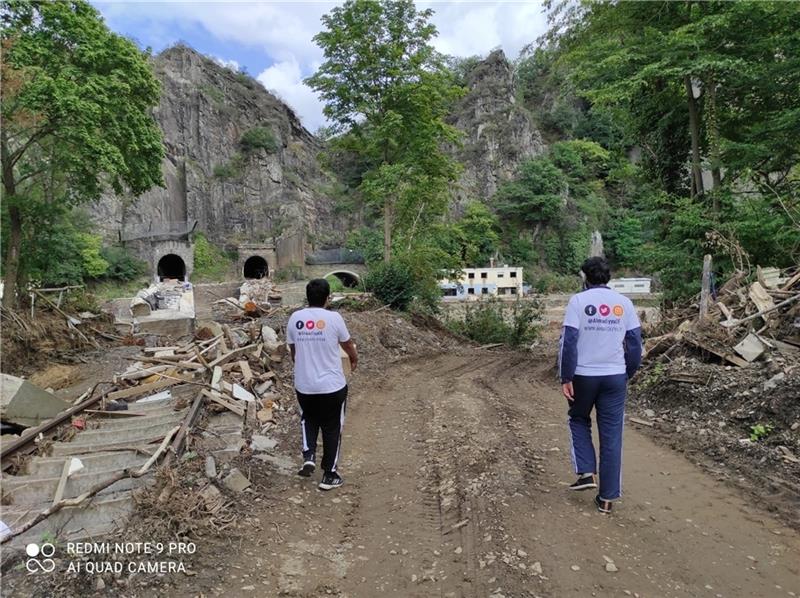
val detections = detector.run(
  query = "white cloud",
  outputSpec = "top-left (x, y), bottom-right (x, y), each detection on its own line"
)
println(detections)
top-left (95, 1), bottom-right (549, 130)
top-left (211, 55), bottom-right (239, 72)
top-left (257, 59), bottom-right (326, 132)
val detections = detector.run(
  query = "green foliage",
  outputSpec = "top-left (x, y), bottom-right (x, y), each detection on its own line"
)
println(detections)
top-left (326, 275), bottom-right (346, 293)
top-left (495, 157), bottom-right (564, 227)
top-left (193, 233), bottom-right (233, 281)
top-left (100, 245), bottom-right (147, 281)
top-left (605, 214), bottom-right (645, 269)
top-left (76, 233), bottom-right (109, 278)
top-left (239, 127), bottom-right (279, 154)
top-left (749, 424), bottom-right (773, 443)
top-left (449, 202), bottom-right (500, 266)
top-left (448, 299), bottom-right (541, 347)
top-left (1, 0), bottom-right (163, 305)
top-left (307, 0), bottom-right (463, 261)
top-left (212, 154), bottom-right (245, 180)
top-left (198, 83), bottom-right (225, 106)
top-left (363, 260), bottom-right (416, 311)
top-left (273, 265), bottom-right (304, 283)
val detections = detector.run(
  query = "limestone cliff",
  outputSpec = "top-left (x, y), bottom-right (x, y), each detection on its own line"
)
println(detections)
top-left (450, 50), bottom-right (545, 211)
top-left (91, 45), bottom-right (343, 262)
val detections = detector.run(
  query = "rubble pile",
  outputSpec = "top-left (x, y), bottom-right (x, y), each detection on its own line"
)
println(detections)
top-left (630, 265), bottom-right (800, 526)
top-left (644, 265), bottom-right (799, 366)
top-left (212, 278), bottom-right (282, 319)
top-left (130, 280), bottom-right (194, 317)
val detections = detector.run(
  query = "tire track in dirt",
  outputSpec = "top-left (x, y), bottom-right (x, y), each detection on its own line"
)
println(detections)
top-left (214, 348), bottom-right (799, 598)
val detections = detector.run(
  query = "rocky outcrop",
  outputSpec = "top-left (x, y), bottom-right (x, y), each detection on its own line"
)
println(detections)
top-left (91, 45), bottom-right (345, 264)
top-left (450, 50), bottom-right (545, 212)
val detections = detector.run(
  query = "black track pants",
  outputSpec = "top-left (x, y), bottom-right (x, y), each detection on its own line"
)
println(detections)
top-left (296, 385), bottom-right (348, 473)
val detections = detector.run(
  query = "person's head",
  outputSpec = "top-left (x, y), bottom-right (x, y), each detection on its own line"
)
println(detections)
top-left (306, 278), bottom-right (331, 307)
top-left (581, 257), bottom-right (611, 286)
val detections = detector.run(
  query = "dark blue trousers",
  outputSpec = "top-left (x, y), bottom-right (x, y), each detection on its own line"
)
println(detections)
top-left (568, 374), bottom-right (627, 501)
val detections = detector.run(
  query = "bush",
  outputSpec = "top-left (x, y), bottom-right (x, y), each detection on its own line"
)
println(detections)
top-left (193, 233), bottom-right (233, 281)
top-left (273, 265), bottom-right (304, 283)
top-left (76, 233), bottom-right (109, 278)
top-left (326, 275), bottom-right (346, 293)
top-left (100, 245), bottom-right (147, 281)
top-left (363, 260), bottom-right (416, 310)
top-left (240, 127), bottom-right (279, 154)
top-left (212, 154), bottom-right (245, 180)
top-left (449, 299), bottom-right (541, 347)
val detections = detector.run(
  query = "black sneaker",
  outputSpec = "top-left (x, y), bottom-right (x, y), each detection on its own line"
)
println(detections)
top-left (595, 495), bottom-right (613, 514)
top-left (569, 475), bottom-right (597, 491)
top-left (318, 472), bottom-right (343, 491)
top-left (297, 460), bottom-right (315, 477)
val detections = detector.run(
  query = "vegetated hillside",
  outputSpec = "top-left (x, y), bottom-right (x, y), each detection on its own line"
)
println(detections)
top-left (448, 49), bottom-right (545, 212)
top-left (90, 45), bottom-right (353, 251)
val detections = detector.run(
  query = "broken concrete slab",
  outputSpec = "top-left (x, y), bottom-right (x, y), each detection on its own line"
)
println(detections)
top-left (733, 333), bottom-right (767, 362)
top-left (261, 325), bottom-right (280, 351)
top-left (222, 468), bottom-right (251, 492)
top-left (205, 456), bottom-right (217, 479)
top-left (0, 374), bottom-right (71, 428)
top-left (251, 435), bottom-right (278, 452)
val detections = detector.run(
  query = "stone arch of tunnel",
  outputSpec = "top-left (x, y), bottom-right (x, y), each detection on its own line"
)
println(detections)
top-left (325, 270), bottom-right (361, 289)
top-left (157, 253), bottom-right (186, 281)
top-left (243, 255), bottom-right (269, 279)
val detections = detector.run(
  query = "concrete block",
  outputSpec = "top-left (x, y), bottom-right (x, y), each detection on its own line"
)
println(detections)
top-left (222, 468), bottom-right (251, 492)
top-left (251, 435), bottom-right (277, 452)
top-left (733, 333), bottom-right (766, 362)
top-left (0, 374), bottom-right (70, 428)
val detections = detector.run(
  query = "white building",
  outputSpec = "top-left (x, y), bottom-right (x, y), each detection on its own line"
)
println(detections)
top-left (440, 265), bottom-right (524, 300)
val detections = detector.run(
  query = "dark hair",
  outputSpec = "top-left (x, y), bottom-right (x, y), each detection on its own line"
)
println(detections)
top-left (306, 278), bottom-right (331, 307)
top-left (581, 257), bottom-right (611, 285)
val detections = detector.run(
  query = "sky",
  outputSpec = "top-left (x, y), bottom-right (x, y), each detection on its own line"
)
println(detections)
top-left (93, 1), bottom-right (550, 132)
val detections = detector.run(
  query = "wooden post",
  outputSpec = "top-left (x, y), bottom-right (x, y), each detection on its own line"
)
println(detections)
top-left (699, 254), bottom-right (713, 322)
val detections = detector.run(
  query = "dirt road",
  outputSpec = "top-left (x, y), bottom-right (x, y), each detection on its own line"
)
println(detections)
top-left (180, 348), bottom-right (798, 598)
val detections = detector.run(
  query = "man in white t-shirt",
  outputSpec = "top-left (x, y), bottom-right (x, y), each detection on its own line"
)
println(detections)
top-left (558, 257), bottom-right (642, 513)
top-left (286, 279), bottom-right (358, 490)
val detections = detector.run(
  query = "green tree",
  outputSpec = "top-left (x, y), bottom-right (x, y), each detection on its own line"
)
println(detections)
top-left (455, 202), bottom-right (500, 266)
top-left (306, 0), bottom-right (462, 262)
top-left (494, 157), bottom-right (565, 233)
top-left (1, 0), bottom-right (163, 307)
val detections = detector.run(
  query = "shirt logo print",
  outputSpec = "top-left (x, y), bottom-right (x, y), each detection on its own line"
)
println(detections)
top-left (584, 304), bottom-right (597, 316)
top-left (599, 304), bottom-right (611, 317)
top-left (316, 320), bottom-right (326, 330)
top-left (305, 320), bottom-right (316, 330)
top-left (613, 305), bottom-right (624, 317)
top-left (295, 320), bottom-right (305, 330)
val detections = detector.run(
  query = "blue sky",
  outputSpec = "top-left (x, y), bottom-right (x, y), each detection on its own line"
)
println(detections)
top-left (93, 1), bottom-right (549, 131)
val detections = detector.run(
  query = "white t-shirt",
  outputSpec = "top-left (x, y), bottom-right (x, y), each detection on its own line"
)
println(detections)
top-left (286, 307), bottom-right (351, 394)
top-left (563, 287), bottom-right (640, 376)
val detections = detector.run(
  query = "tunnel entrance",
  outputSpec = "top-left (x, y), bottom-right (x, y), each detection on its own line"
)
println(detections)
top-left (326, 271), bottom-right (361, 289)
top-left (157, 254), bottom-right (186, 281)
top-left (243, 256), bottom-right (269, 279)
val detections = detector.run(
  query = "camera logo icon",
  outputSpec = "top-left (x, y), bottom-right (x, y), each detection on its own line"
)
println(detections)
top-left (25, 543), bottom-right (56, 573)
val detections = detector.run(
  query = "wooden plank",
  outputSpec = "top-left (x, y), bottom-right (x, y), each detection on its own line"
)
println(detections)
top-left (207, 343), bottom-right (258, 369)
top-left (685, 335), bottom-right (750, 367)
top-left (84, 409), bottom-right (148, 417)
top-left (239, 360), bottom-right (253, 384)
top-left (119, 365), bottom-right (171, 382)
top-left (51, 459), bottom-right (72, 506)
top-left (629, 417), bottom-right (654, 427)
top-left (106, 376), bottom-right (191, 401)
top-left (780, 269), bottom-right (800, 291)
top-left (166, 392), bottom-right (205, 462)
top-left (749, 282), bottom-right (775, 315)
top-left (211, 366), bottom-right (223, 390)
top-left (143, 346), bottom-right (180, 353)
top-left (699, 254), bottom-right (713, 322)
top-left (721, 292), bottom-right (800, 328)
top-left (126, 356), bottom-right (206, 371)
top-left (201, 390), bottom-right (245, 417)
